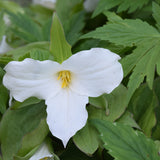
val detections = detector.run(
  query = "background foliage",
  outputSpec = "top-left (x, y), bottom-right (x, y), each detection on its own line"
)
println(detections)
top-left (0, 0), bottom-right (160, 159)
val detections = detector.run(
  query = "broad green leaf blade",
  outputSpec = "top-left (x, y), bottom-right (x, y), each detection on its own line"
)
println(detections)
top-left (117, 111), bottom-right (140, 129)
top-left (88, 85), bottom-right (128, 122)
top-left (13, 146), bottom-right (40, 160)
top-left (0, 101), bottom-right (46, 160)
top-left (81, 18), bottom-right (160, 47)
top-left (0, 85), bottom-right (9, 114)
top-left (17, 119), bottom-right (49, 157)
top-left (0, 56), bottom-right (14, 64)
top-left (8, 12), bottom-right (43, 42)
top-left (18, 49), bottom-right (51, 61)
top-left (56, 0), bottom-right (82, 27)
top-left (50, 13), bottom-right (72, 63)
top-left (103, 84), bottom-right (128, 121)
top-left (73, 85), bottom-right (127, 155)
top-left (0, 1), bottom-right (24, 13)
top-left (121, 44), bottom-right (147, 77)
top-left (65, 11), bottom-right (85, 46)
top-left (129, 83), bottom-right (157, 136)
top-left (89, 95), bottom-right (108, 110)
top-left (30, 49), bottom-right (50, 61)
top-left (152, 2), bottom-right (160, 31)
top-left (12, 97), bottom-right (41, 109)
top-left (6, 41), bottom-right (49, 60)
top-left (92, 119), bottom-right (160, 160)
top-left (0, 12), bottom-right (5, 41)
top-left (0, 67), bottom-right (5, 83)
top-left (73, 123), bottom-right (99, 155)
top-left (156, 56), bottom-right (160, 76)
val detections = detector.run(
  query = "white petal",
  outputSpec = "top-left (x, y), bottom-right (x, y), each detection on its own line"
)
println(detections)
top-left (0, 36), bottom-right (12, 54)
top-left (83, 0), bottom-right (99, 12)
top-left (62, 48), bottom-right (123, 97)
top-left (3, 58), bottom-right (62, 102)
top-left (32, 0), bottom-right (56, 9)
top-left (46, 89), bottom-right (88, 147)
top-left (29, 143), bottom-right (52, 160)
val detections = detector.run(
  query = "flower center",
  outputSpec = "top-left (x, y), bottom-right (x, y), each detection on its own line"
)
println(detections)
top-left (40, 157), bottom-right (50, 160)
top-left (57, 70), bottom-right (71, 88)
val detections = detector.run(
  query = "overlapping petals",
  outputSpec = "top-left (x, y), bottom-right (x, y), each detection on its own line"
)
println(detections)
top-left (3, 48), bottom-right (123, 146)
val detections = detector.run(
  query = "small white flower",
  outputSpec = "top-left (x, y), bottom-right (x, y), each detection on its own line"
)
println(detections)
top-left (3, 48), bottom-right (123, 146)
top-left (0, 36), bottom-right (12, 54)
top-left (32, 0), bottom-right (56, 9)
top-left (29, 143), bottom-right (53, 160)
top-left (83, 0), bottom-right (99, 12)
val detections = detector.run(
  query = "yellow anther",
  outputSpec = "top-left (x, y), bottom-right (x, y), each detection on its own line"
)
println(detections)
top-left (40, 157), bottom-right (50, 160)
top-left (57, 70), bottom-right (71, 88)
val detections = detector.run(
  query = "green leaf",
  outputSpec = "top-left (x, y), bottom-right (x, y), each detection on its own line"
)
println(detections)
top-left (86, 14), bottom-right (160, 101)
top-left (92, 119), bottom-right (160, 160)
top-left (152, 2), bottom-right (160, 31)
top-left (73, 123), bottom-right (99, 155)
top-left (56, 0), bottom-right (82, 27)
top-left (126, 40), bottom-right (160, 101)
top-left (92, 0), bottom-right (121, 18)
top-left (0, 1), bottom-right (24, 13)
top-left (155, 141), bottom-right (160, 153)
top-left (73, 85), bottom-right (127, 154)
top-left (0, 12), bottom-right (5, 41)
top-left (14, 146), bottom-right (39, 160)
top-left (12, 97), bottom-right (41, 109)
top-left (0, 55), bottom-right (13, 64)
top-left (117, 111), bottom-right (141, 129)
top-left (128, 83), bottom-right (157, 136)
top-left (0, 101), bottom-right (46, 160)
top-left (92, 0), bottom-right (150, 17)
top-left (104, 84), bottom-right (128, 121)
top-left (42, 17), bottom-right (52, 41)
top-left (0, 67), bottom-right (5, 83)
top-left (81, 18), bottom-right (160, 47)
top-left (6, 41), bottom-right (49, 60)
top-left (0, 85), bottom-right (9, 114)
top-left (17, 119), bottom-right (49, 157)
top-left (89, 85), bottom-right (127, 122)
top-left (8, 12), bottom-right (43, 42)
top-left (89, 95), bottom-right (108, 110)
top-left (30, 49), bottom-right (50, 61)
top-left (50, 13), bottom-right (72, 63)
top-left (65, 11), bottom-right (85, 46)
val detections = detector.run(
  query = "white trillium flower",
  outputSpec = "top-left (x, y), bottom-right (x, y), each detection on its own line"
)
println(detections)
top-left (84, 0), bottom-right (99, 12)
top-left (0, 36), bottom-right (12, 54)
top-left (32, 0), bottom-right (56, 9)
top-left (29, 143), bottom-right (53, 160)
top-left (3, 48), bottom-right (123, 146)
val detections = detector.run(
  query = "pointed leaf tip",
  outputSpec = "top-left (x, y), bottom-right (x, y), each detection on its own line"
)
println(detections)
top-left (50, 13), bottom-right (72, 63)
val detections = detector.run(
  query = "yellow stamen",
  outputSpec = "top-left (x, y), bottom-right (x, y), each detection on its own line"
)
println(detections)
top-left (40, 157), bottom-right (50, 160)
top-left (57, 70), bottom-right (71, 88)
